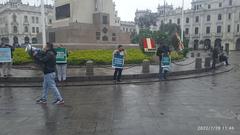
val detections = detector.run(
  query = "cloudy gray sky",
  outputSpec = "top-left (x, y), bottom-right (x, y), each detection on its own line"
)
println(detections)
top-left (1, 0), bottom-right (192, 21)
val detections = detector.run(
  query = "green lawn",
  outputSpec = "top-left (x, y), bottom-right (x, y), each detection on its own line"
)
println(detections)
top-left (13, 48), bottom-right (184, 65)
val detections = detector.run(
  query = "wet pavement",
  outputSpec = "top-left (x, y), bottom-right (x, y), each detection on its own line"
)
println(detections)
top-left (1, 52), bottom-right (240, 135)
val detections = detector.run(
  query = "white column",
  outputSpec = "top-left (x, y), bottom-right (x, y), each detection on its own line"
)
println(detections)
top-left (41, 0), bottom-right (46, 48)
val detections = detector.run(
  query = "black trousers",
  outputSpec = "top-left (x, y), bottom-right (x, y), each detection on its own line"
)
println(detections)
top-left (113, 68), bottom-right (123, 81)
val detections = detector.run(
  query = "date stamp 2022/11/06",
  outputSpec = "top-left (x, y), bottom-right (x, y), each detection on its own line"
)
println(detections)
top-left (197, 126), bottom-right (235, 131)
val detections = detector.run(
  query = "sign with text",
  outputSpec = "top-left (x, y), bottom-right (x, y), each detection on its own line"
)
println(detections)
top-left (112, 53), bottom-right (124, 68)
top-left (0, 48), bottom-right (12, 62)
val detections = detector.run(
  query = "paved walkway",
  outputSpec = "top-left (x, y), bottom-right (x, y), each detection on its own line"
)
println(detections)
top-left (8, 51), bottom-right (210, 78)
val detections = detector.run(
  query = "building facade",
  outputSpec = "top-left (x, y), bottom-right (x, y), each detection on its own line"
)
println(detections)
top-left (47, 0), bottom-right (131, 44)
top-left (136, 0), bottom-right (240, 50)
top-left (0, 0), bottom-right (53, 46)
top-left (120, 21), bottom-right (136, 33)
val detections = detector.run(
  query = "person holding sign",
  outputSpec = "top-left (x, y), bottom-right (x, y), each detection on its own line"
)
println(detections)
top-left (55, 44), bottom-right (68, 82)
top-left (112, 45), bottom-right (126, 82)
top-left (0, 43), bottom-right (15, 78)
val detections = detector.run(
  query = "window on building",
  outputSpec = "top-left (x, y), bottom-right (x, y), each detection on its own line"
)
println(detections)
top-left (49, 19), bottom-right (52, 24)
top-left (13, 26), bottom-right (18, 33)
top-left (102, 16), bottom-right (108, 24)
top-left (169, 19), bottom-right (172, 24)
top-left (237, 24), bottom-right (240, 32)
top-left (32, 27), bottom-right (35, 33)
top-left (208, 4), bottom-right (211, 9)
top-left (186, 17), bottom-right (189, 23)
top-left (112, 37), bottom-right (116, 41)
top-left (195, 16), bottom-right (199, 23)
top-left (12, 14), bottom-right (17, 22)
top-left (207, 15), bottom-right (211, 21)
top-left (24, 26), bottom-right (28, 33)
top-left (32, 16), bottom-right (35, 23)
top-left (36, 27), bottom-right (39, 33)
top-left (219, 3), bottom-right (222, 7)
top-left (218, 14), bottom-right (222, 20)
top-left (194, 5), bottom-right (196, 10)
top-left (161, 20), bottom-right (164, 24)
top-left (96, 32), bottom-right (101, 40)
top-left (217, 26), bottom-right (222, 33)
top-left (227, 25), bottom-right (231, 32)
top-left (195, 27), bottom-right (199, 34)
top-left (177, 18), bottom-right (180, 25)
top-left (24, 16), bottom-right (28, 22)
top-left (185, 28), bottom-right (189, 35)
top-left (206, 27), bottom-right (210, 34)
top-left (228, 13), bottom-right (232, 20)
top-left (36, 17), bottom-right (39, 24)
top-left (229, 0), bottom-right (232, 6)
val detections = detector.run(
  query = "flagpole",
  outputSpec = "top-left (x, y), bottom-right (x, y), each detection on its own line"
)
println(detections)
top-left (181, 0), bottom-right (184, 42)
top-left (41, 0), bottom-right (46, 48)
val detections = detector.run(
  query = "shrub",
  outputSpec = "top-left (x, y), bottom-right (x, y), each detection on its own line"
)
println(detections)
top-left (13, 48), bottom-right (184, 65)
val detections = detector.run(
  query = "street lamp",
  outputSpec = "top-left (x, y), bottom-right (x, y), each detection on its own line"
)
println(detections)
top-left (41, 0), bottom-right (46, 48)
top-left (181, 0), bottom-right (184, 42)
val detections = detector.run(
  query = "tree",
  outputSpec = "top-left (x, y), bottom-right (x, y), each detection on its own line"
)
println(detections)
top-left (135, 13), bottom-right (157, 29)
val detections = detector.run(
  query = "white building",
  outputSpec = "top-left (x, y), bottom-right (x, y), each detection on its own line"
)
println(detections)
top-left (0, 0), bottom-right (53, 46)
top-left (136, 0), bottom-right (240, 51)
top-left (120, 21), bottom-right (136, 33)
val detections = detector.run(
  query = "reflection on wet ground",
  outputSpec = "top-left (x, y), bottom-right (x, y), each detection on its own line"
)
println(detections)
top-left (0, 52), bottom-right (240, 135)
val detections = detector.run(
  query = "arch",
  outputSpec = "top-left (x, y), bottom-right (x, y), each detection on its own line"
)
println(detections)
top-left (194, 39), bottom-right (199, 50)
top-left (24, 36), bottom-right (30, 43)
top-left (204, 39), bottom-right (211, 50)
top-left (214, 38), bottom-right (222, 48)
top-left (13, 36), bottom-right (18, 43)
top-left (236, 38), bottom-right (240, 50)
top-left (32, 37), bottom-right (38, 44)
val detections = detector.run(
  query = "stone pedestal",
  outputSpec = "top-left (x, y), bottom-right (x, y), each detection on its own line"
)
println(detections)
top-left (142, 59), bottom-right (150, 73)
top-left (195, 58), bottom-right (202, 70)
top-left (86, 60), bottom-right (94, 76)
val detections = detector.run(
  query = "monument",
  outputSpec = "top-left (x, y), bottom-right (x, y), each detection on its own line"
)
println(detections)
top-left (45, 0), bottom-right (131, 48)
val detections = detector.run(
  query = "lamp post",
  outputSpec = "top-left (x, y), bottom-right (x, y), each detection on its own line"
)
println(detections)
top-left (181, 0), bottom-right (184, 42)
top-left (41, 0), bottom-right (46, 48)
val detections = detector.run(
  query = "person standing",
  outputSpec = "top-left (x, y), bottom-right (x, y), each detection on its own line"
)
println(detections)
top-left (112, 45), bottom-right (126, 82)
top-left (55, 44), bottom-right (68, 82)
top-left (156, 44), bottom-right (170, 79)
top-left (0, 43), bottom-right (15, 78)
top-left (34, 42), bottom-right (64, 105)
top-left (212, 46), bottom-right (219, 69)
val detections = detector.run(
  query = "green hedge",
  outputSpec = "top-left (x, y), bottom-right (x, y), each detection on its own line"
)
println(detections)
top-left (13, 48), bottom-right (184, 65)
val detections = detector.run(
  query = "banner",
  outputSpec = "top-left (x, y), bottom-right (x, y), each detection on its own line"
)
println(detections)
top-left (112, 53), bottom-right (124, 68)
top-left (143, 38), bottom-right (156, 52)
top-left (0, 48), bottom-right (12, 63)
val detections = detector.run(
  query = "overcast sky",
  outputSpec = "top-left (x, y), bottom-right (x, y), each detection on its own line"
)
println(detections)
top-left (1, 0), bottom-right (192, 21)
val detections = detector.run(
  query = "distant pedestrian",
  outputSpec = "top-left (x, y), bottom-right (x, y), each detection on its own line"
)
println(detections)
top-left (219, 46), bottom-right (229, 66)
top-left (0, 43), bottom-right (15, 78)
top-left (212, 46), bottom-right (219, 69)
top-left (34, 42), bottom-right (64, 105)
top-left (112, 45), bottom-right (126, 82)
top-left (55, 44), bottom-right (68, 82)
top-left (156, 44), bottom-right (171, 79)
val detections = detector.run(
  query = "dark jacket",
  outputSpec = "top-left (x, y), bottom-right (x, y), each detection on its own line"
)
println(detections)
top-left (156, 45), bottom-right (170, 61)
top-left (34, 49), bottom-right (57, 74)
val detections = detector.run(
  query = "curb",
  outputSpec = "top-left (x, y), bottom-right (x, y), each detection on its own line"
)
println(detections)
top-left (0, 65), bottom-right (232, 88)
top-left (0, 64), bottom-right (223, 83)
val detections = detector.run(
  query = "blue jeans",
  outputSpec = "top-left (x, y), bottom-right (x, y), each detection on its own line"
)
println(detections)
top-left (41, 72), bottom-right (63, 101)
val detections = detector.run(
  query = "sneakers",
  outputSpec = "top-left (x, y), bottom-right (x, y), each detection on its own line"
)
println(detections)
top-left (52, 99), bottom-right (64, 105)
top-left (36, 98), bottom-right (47, 104)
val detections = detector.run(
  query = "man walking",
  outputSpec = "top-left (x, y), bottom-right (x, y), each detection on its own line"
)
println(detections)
top-left (34, 42), bottom-right (64, 105)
